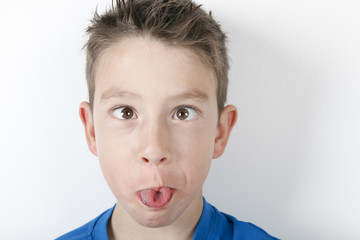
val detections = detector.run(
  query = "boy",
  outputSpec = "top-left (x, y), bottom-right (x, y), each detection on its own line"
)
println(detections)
top-left (57, 0), bottom-right (279, 239)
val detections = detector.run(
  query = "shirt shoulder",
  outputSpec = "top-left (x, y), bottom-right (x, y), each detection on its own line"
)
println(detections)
top-left (223, 211), bottom-right (280, 240)
top-left (55, 219), bottom-right (95, 240)
top-left (194, 198), bottom-right (280, 240)
top-left (55, 207), bottom-right (114, 240)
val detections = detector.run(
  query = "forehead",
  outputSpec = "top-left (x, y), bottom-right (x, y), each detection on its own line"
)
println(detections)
top-left (94, 37), bottom-right (216, 103)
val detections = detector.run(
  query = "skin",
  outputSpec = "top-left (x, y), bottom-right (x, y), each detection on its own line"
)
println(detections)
top-left (79, 37), bottom-right (237, 240)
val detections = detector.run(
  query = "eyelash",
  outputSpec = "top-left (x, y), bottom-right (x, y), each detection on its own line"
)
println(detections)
top-left (174, 105), bottom-right (200, 115)
top-left (110, 105), bottom-right (137, 119)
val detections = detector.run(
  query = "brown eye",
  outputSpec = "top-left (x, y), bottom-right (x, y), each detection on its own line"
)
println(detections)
top-left (174, 107), bottom-right (197, 120)
top-left (113, 106), bottom-right (136, 119)
top-left (176, 108), bottom-right (189, 120)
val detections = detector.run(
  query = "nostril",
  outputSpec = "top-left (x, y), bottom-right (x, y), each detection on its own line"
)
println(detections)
top-left (141, 157), bottom-right (166, 163)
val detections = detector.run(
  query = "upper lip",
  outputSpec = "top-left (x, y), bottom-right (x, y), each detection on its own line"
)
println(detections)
top-left (139, 185), bottom-right (175, 189)
top-left (137, 186), bottom-right (175, 192)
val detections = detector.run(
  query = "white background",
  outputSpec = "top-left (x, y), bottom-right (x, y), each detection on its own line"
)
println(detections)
top-left (0, 0), bottom-right (359, 239)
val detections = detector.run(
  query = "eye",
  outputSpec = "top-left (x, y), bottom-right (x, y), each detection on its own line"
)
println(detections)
top-left (174, 106), bottom-right (197, 120)
top-left (112, 106), bottom-right (137, 120)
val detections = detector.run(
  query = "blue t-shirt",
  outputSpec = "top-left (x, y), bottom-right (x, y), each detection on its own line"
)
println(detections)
top-left (56, 198), bottom-right (279, 240)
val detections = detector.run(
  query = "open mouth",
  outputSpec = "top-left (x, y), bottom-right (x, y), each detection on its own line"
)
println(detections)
top-left (137, 187), bottom-right (175, 209)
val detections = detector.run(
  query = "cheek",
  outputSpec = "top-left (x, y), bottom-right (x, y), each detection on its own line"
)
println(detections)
top-left (173, 123), bottom-right (216, 181)
top-left (177, 119), bottom-right (216, 155)
top-left (95, 128), bottom-right (137, 196)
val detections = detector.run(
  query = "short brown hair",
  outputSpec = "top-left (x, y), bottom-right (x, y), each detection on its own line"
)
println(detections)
top-left (84, 0), bottom-right (229, 114)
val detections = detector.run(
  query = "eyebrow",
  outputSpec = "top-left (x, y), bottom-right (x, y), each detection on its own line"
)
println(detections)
top-left (100, 88), bottom-right (141, 102)
top-left (168, 89), bottom-right (209, 103)
top-left (100, 87), bottom-right (209, 103)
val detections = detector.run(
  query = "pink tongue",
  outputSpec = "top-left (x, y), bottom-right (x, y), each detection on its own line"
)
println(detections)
top-left (139, 187), bottom-right (171, 208)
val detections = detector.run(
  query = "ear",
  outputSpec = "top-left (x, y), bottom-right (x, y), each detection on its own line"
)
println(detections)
top-left (213, 105), bottom-right (238, 159)
top-left (79, 102), bottom-right (98, 156)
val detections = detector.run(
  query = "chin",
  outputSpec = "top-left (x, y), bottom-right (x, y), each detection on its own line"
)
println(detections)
top-left (134, 210), bottom-right (179, 228)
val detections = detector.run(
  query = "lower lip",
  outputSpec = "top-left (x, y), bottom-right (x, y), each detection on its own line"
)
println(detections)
top-left (137, 187), bottom-right (175, 209)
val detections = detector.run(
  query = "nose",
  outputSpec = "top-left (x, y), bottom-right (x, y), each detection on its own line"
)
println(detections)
top-left (138, 120), bottom-right (171, 165)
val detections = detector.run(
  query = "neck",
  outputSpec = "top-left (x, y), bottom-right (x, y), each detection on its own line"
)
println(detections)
top-left (107, 193), bottom-right (203, 240)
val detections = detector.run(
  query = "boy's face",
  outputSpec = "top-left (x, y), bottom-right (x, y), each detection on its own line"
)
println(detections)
top-left (80, 37), bottom-right (236, 228)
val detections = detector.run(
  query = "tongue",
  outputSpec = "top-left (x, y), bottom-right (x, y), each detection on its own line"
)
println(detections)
top-left (139, 187), bottom-right (172, 208)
